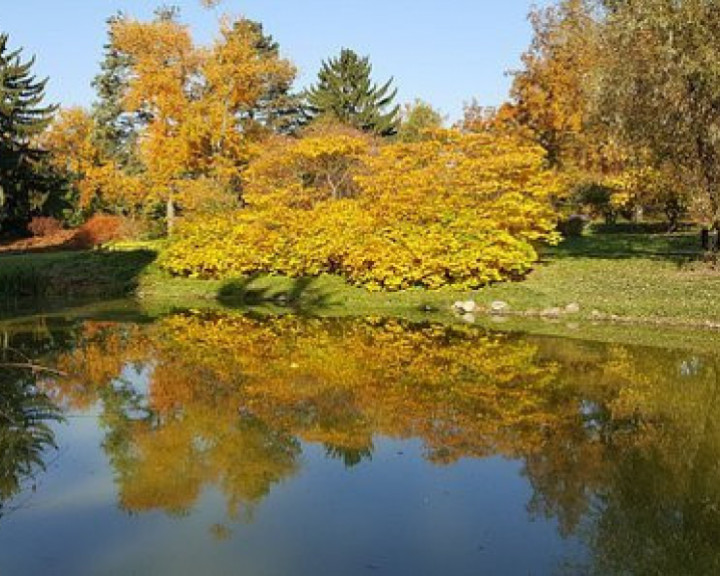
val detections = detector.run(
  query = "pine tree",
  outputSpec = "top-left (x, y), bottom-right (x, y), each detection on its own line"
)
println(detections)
top-left (91, 13), bottom-right (139, 167)
top-left (305, 49), bottom-right (400, 137)
top-left (0, 33), bottom-right (57, 233)
top-left (236, 20), bottom-right (305, 135)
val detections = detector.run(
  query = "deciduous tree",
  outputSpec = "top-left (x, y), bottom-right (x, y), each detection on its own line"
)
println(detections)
top-left (510, 0), bottom-right (600, 169)
top-left (594, 0), bottom-right (720, 230)
top-left (396, 99), bottom-right (444, 142)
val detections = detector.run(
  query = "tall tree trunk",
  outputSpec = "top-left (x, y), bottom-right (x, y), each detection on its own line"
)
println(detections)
top-left (166, 194), bottom-right (176, 236)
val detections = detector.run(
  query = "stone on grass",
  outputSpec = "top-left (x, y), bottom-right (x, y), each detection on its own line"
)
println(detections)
top-left (541, 307), bottom-right (562, 318)
top-left (565, 303), bottom-right (581, 314)
top-left (489, 301), bottom-right (510, 315)
top-left (453, 300), bottom-right (477, 314)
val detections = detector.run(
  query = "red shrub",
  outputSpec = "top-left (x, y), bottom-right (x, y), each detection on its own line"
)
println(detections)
top-left (27, 216), bottom-right (63, 238)
top-left (71, 214), bottom-right (126, 248)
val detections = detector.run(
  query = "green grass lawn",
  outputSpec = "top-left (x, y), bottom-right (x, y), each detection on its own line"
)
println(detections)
top-left (2, 226), bottom-right (719, 330)
top-left (478, 229), bottom-right (718, 324)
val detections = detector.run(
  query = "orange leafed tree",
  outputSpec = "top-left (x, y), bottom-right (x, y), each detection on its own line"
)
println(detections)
top-left (510, 0), bottom-right (600, 169)
top-left (42, 107), bottom-right (144, 214)
top-left (111, 16), bottom-right (200, 231)
top-left (110, 14), bottom-right (297, 232)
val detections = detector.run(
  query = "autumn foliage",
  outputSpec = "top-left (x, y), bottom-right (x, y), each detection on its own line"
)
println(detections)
top-left (42, 14), bottom-right (296, 234)
top-left (42, 107), bottom-right (144, 214)
top-left (70, 214), bottom-right (127, 248)
top-left (27, 216), bottom-right (62, 238)
top-left (161, 126), bottom-right (561, 289)
top-left (39, 8), bottom-right (567, 287)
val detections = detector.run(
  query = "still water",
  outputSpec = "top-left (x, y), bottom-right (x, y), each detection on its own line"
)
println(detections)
top-left (1, 303), bottom-right (719, 575)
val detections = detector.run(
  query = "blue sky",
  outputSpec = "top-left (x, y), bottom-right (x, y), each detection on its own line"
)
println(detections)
top-left (3, 0), bottom-right (544, 121)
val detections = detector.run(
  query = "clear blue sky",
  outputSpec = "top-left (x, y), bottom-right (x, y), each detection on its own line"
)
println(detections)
top-left (3, 0), bottom-right (544, 121)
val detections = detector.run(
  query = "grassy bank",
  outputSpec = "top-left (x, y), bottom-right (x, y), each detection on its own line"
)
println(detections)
top-left (2, 226), bottom-right (718, 329)
top-left (0, 249), bottom-right (156, 302)
top-left (141, 227), bottom-right (719, 327)
top-left (479, 229), bottom-right (716, 325)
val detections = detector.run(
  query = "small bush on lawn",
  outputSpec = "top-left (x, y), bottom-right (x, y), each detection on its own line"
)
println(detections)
top-left (27, 217), bottom-right (63, 238)
top-left (71, 214), bottom-right (127, 248)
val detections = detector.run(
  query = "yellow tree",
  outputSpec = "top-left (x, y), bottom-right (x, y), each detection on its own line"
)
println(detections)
top-left (112, 14), bottom-right (297, 232)
top-left (188, 17), bottom-right (297, 190)
top-left (112, 15), bottom-right (200, 232)
top-left (244, 122), bottom-right (372, 209)
top-left (42, 107), bottom-right (144, 215)
top-left (162, 127), bottom-right (562, 289)
top-left (510, 0), bottom-right (601, 170)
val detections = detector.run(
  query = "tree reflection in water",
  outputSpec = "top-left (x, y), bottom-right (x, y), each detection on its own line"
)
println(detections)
top-left (8, 312), bottom-right (720, 573)
top-left (0, 345), bottom-right (62, 518)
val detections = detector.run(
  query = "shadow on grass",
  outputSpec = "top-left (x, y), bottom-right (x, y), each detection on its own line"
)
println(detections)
top-left (0, 249), bottom-right (157, 304)
top-left (545, 229), bottom-right (702, 263)
top-left (590, 222), bottom-right (695, 235)
top-left (217, 276), bottom-right (335, 314)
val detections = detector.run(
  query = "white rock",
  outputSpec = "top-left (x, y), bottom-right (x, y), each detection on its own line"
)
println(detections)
top-left (490, 301), bottom-right (510, 315)
top-left (565, 303), bottom-right (581, 314)
top-left (453, 300), bottom-right (477, 314)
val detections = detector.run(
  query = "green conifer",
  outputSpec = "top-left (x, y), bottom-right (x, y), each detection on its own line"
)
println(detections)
top-left (91, 13), bottom-right (138, 166)
top-left (0, 33), bottom-right (57, 232)
top-left (305, 49), bottom-right (400, 136)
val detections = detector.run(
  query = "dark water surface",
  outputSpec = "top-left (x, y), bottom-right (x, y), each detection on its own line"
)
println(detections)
top-left (1, 303), bottom-right (719, 575)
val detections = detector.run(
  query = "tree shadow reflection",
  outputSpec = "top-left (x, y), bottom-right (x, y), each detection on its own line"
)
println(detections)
top-left (217, 275), bottom-right (334, 314)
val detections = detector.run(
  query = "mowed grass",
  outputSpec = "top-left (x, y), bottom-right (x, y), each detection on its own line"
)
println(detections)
top-left (2, 225), bottom-right (720, 327)
top-left (478, 228), bottom-right (719, 323)
top-left (141, 226), bottom-right (719, 325)
top-left (0, 249), bottom-right (157, 301)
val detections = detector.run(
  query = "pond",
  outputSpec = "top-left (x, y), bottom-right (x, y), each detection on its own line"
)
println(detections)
top-left (1, 302), bottom-right (719, 575)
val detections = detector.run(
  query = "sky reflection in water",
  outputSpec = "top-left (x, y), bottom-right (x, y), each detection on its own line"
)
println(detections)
top-left (0, 308), bottom-right (718, 575)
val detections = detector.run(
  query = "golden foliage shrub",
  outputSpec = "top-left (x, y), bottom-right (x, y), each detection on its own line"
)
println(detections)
top-left (161, 128), bottom-right (562, 290)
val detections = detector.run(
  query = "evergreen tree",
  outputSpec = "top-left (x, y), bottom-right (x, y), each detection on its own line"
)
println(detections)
top-left (0, 34), bottom-right (57, 233)
top-left (91, 13), bottom-right (139, 167)
top-left (305, 49), bottom-right (400, 137)
top-left (237, 20), bottom-right (305, 135)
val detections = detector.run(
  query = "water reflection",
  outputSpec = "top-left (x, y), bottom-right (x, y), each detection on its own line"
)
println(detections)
top-left (3, 311), bottom-right (720, 574)
top-left (50, 316), bottom-right (570, 518)
top-left (0, 342), bottom-right (62, 518)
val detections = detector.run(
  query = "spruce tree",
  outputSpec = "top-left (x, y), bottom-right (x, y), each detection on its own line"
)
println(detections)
top-left (305, 49), bottom-right (400, 137)
top-left (239, 20), bottom-right (305, 135)
top-left (91, 13), bottom-right (139, 167)
top-left (0, 34), bottom-right (57, 233)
